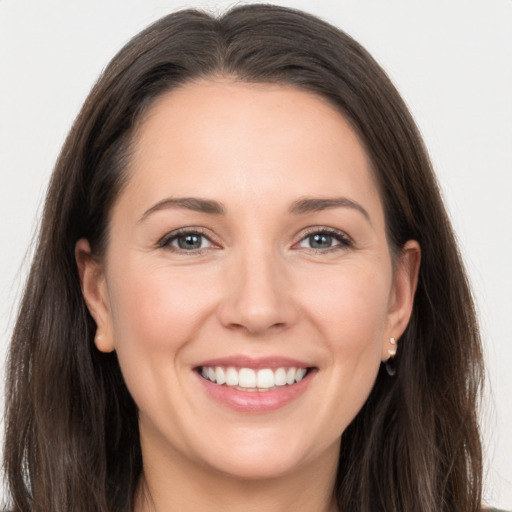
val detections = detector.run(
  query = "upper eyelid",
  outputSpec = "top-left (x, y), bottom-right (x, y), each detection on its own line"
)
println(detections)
top-left (158, 227), bottom-right (218, 248)
top-left (295, 226), bottom-right (353, 243)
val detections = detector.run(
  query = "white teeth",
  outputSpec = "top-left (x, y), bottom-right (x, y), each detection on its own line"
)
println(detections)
top-left (275, 367), bottom-right (287, 386)
top-left (215, 367), bottom-right (226, 385)
top-left (225, 367), bottom-right (239, 386)
top-left (200, 366), bottom-right (310, 390)
top-left (256, 369), bottom-right (275, 389)
top-left (239, 368), bottom-right (256, 388)
top-left (295, 368), bottom-right (307, 382)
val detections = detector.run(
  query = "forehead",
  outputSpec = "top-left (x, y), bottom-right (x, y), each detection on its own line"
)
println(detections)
top-left (120, 80), bottom-right (383, 225)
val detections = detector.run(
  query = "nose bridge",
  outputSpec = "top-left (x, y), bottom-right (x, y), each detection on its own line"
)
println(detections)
top-left (219, 237), bottom-right (296, 334)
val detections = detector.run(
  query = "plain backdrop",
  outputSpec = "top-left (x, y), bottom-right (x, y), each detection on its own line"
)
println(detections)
top-left (1, 0), bottom-right (511, 508)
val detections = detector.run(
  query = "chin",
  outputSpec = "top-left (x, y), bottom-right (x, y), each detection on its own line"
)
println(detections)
top-left (189, 428), bottom-right (330, 481)
top-left (205, 451), bottom-right (307, 481)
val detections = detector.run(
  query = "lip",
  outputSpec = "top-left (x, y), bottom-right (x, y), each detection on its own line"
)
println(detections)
top-left (195, 355), bottom-right (312, 370)
top-left (194, 355), bottom-right (316, 413)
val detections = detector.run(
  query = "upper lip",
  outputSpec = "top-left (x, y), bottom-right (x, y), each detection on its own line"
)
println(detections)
top-left (195, 355), bottom-right (313, 370)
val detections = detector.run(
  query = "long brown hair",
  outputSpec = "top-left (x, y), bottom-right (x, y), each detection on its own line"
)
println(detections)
top-left (3, 5), bottom-right (483, 511)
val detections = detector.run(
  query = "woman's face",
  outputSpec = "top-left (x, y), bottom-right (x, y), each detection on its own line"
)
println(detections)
top-left (78, 80), bottom-right (419, 481)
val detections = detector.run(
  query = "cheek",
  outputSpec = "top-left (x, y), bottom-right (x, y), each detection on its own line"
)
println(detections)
top-left (107, 260), bottom-right (214, 352)
top-left (309, 264), bottom-right (390, 423)
top-left (304, 261), bottom-right (391, 351)
top-left (104, 262), bottom-right (215, 420)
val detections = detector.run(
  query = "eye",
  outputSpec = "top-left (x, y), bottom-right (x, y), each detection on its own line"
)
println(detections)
top-left (296, 229), bottom-right (352, 251)
top-left (160, 229), bottom-right (215, 252)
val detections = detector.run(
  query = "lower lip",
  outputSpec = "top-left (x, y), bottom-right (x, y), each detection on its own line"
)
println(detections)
top-left (196, 370), bottom-right (315, 413)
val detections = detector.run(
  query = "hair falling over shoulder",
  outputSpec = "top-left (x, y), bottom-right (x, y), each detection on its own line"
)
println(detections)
top-left (3, 4), bottom-right (484, 512)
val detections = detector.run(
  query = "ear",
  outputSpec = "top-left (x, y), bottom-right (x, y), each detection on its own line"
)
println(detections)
top-left (75, 238), bottom-right (115, 353)
top-left (382, 240), bottom-right (421, 360)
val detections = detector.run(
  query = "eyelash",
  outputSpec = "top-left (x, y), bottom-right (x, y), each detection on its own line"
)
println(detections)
top-left (295, 227), bottom-right (353, 253)
top-left (158, 227), bottom-right (216, 253)
top-left (158, 227), bottom-right (353, 254)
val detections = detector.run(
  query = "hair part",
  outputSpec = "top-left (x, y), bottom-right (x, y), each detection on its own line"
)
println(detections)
top-left (4, 5), bottom-right (483, 512)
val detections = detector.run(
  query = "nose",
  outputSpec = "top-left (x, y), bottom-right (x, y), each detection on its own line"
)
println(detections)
top-left (217, 247), bottom-right (298, 335)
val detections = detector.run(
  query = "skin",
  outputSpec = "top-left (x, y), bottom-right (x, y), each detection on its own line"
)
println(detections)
top-left (76, 80), bottom-right (420, 512)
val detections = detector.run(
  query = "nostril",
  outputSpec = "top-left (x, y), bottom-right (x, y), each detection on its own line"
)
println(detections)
top-left (228, 320), bottom-right (287, 335)
top-left (216, 265), bottom-right (299, 334)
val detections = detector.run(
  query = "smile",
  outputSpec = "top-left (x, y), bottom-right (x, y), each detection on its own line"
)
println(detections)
top-left (199, 366), bottom-right (309, 391)
top-left (195, 357), bottom-right (316, 412)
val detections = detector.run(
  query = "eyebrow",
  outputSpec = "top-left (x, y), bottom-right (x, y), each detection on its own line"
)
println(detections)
top-left (139, 197), bottom-right (226, 221)
top-left (289, 197), bottom-right (371, 223)
top-left (139, 195), bottom-right (371, 223)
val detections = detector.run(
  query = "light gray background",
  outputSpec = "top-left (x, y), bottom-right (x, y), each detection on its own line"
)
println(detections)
top-left (1, 0), bottom-right (511, 508)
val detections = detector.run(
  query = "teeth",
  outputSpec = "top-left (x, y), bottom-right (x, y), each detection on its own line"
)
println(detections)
top-left (239, 368), bottom-right (256, 388)
top-left (295, 368), bottom-right (307, 382)
top-left (225, 367), bottom-right (239, 386)
top-left (215, 367), bottom-right (226, 385)
top-left (256, 369), bottom-right (275, 389)
top-left (199, 366), bottom-right (309, 390)
top-left (275, 367), bottom-right (287, 386)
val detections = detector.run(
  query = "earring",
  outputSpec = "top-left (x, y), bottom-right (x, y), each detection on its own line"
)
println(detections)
top-left (387, 337), bottom-right (396, 356)
top-left (385, 337), bottom-right (397, 377)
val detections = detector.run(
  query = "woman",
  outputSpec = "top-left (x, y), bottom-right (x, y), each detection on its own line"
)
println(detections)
top-left (2, 4), bottom-right (491, 511)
